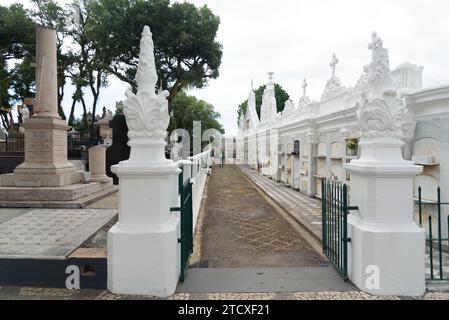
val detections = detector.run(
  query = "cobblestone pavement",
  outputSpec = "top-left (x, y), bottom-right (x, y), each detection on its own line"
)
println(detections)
top-left (199, 165), bottom-right (323, 268)
top-left (0, 285), bottom-right (448, 300)
top-left (0, 208), bottom-right (117, 258)
top-left (238, 165), bottom-right (322, 240)
top-left (238, 165), bottom-right (449, 282)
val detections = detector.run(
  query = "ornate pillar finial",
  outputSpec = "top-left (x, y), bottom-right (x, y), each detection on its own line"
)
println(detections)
top-left (122, 25), bottom-right (171, 165)
top-left (267, 72), bottom-right (274, 83)
top-left (358, 31), bottom-right (415, 141)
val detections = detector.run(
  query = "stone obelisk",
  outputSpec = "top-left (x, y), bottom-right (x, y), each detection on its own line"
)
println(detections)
top-left (1, 25), bottom-right (80, 187)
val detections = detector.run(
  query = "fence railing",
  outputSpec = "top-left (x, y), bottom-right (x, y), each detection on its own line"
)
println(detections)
top-left (0, 132), bottom-right (101, 159)
top-left (1, 133), bottom-right (25, 152)
top-left (172, 148), bottom-right (212, 281)
top-left (417, 186), bottom-right (449, 281)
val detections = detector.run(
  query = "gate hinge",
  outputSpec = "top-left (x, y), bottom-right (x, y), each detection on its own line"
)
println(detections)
top-left (171, 207), bottom-right (181, 212)
top-left (343, 238), bottom-right (352, 243)
top-left (347, 206), bottom-right (359, 211)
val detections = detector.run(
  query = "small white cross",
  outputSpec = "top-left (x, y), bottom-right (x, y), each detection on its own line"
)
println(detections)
top-left (368, 31), bottom-right (383, 57)
top-left (330, 53), bottom-right (339, 77)
top-left (302, 78), bottom-right (308, 97)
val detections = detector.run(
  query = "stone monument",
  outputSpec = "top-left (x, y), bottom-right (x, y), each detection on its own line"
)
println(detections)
top-left (1, 26), bottom-right (80, 188)
top-left (108, 26), bottom-right (181, 297)
top-left (0, 25), bottom-right (114, 207)
top-left (344, 32), bottom-right (425, 296)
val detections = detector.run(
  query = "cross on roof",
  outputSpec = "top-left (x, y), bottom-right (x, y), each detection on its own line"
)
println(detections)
top-left (368, 31), bottom-right (383, 57)
top-left (302, 78), bottom-right (308, 97)
top-left (330, 53), bottom-right (339, 77)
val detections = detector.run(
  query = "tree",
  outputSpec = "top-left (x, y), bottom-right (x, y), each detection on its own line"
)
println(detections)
top-left (170, 91), bottom-right (224, 141)
top-left (87, 0), bottom-right (222, 106)
top-left (0, 3), bottom-right (35, 129)
top-left (0, 4), bottom-right (35, 62)
top-left (237, 83), bottom-right (290, 123)
top-left (67, 0), bottom-right (109, 134)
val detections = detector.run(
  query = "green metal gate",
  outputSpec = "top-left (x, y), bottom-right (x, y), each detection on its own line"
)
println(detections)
top-left (321, 179), bottom-right (357, 280)
top-left (417, 186), bottom-right (449, 281)
top-left (171, 166), bottom-right (193, 282)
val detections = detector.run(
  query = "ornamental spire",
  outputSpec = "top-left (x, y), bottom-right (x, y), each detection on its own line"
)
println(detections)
top-left (135, 26), bottom-right (158, 94)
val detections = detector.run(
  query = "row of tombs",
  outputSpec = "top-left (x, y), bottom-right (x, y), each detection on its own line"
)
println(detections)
top-left (239, 106), bottom-right (446, 203)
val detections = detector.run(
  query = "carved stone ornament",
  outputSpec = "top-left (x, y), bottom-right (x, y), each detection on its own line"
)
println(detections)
top-left (282, 100), bottom-right (295, 116)
top-left (358, 91), bottom-right (415, 140)
top-left (321, 76), bottom-right (346, 100)
top-left (354, 72), bottom-right (369, 92)
top-left (123, 26), bottom-right (170, 145)
top-left (358, 32), bottom-right (415, 140)
top-left (297, 96), bottom-right (311, 109)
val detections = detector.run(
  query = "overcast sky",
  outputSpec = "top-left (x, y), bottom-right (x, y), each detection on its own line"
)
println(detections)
top-left (5, 0), bottom-right (449, 136)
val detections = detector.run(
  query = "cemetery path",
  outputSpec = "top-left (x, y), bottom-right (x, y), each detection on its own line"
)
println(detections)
top-left (198, 165), bottom-right (324, 268)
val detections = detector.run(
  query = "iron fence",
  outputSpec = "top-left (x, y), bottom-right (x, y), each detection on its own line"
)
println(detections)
top-left (1, 133), bottom-right (25, 153)
top-left (321, 179), bottom-right (357, 280)
top-left (417, 186), bottom-right (449, 281)
top-left (170, 165), bottom-right (193, 282)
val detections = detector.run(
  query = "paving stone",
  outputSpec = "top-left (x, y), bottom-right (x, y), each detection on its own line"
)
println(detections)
top-left (199, 166), bottom-right (323, 268)
top-left (0, 208), bottom-right (117, 258)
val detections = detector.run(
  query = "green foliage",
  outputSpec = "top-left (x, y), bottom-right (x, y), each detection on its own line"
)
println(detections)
top-left (0, 3), bottom-right (35, 61)
top-left (87, 0), bottom-right (223, 104)
top-left (170, 91), bottom-right (224, 139)
top-left (71, 116), bottom-right (89, 134)
top-left (237, 83), bottom-right (290, 123)
top-left (0, 3), bottom-right (35, 128)
top-left (346, 138), bottom-right (358, 150)
top-left (0, 0), bottom-right (224, 133)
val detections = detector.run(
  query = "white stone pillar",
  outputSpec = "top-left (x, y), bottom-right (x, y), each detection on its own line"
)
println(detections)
top-left (307, 130), bottom-right (318, 197)
top-left (34, 25), bottom-right (59, 118)
top-left (88, 145), bottom-right (109, 182)
top-left (344, 32), bottom-right (425, 296)
top-left (108, 26), bottom-right (180, 297)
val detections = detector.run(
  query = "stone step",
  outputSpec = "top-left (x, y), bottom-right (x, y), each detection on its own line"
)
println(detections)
top-left (176, 267), bottom-right (356, 293)
top-left (0, 180), bottom-right (114, 202)
top-left (0, 185), bottom-right (118, 209)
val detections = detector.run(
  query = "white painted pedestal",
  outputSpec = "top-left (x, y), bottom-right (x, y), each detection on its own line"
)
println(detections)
top-left (108, 164), bottom-right (180, 297)
top-left (345, 139), bottom-right (426, 296)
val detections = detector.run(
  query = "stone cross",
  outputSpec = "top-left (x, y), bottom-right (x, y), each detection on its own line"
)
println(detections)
top-left (330, 53), bottom-right (339, 77)
top-left (302, 78), bottom-right (308, 97)
top-left (368, 31), bottom-right (383, 58)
